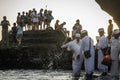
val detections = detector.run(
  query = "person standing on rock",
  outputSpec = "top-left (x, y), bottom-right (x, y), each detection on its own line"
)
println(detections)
top-left (73, 19), bottom-right (82, 34)
top-left (110, 29), bottom-right (120, 80)
top-left (0, 16), bottom-right (10, 47)
top-left (97, 28), bottom-right (109, 76)
top-left (11, 23), bottom-right (17, 44)
top-left (107, 19), bottom-right (113, 40)
top-left (54, 20), bottom-right (60, 30)
top-left (61, 33), bottom-right (83, 80)
top-left (80, 30), bottom-right (95, 80)
top-left (16, 19), bottom-right (24, 46)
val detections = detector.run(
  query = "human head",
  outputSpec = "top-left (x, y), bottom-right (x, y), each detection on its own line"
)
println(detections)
top-left (56, 20), bottom-right (59, 23)
top-left (33, 8), bottom-right (36, 11)
top-left (18, 12), bottom-right (20, 16)
top-left (81, 30), bottom-right (88, 38)
top-left (13, 23), bottom-right (16, 26)
top-left (108, 19), bottom-right (112, 24)
top-left (22, 11), bottom-right (25, 15)
top-left (76, 19), bottom-right (80, 23)
top-left (3, 16), bottom-right (6, 20)
top-left (113, 29), bottom-right (120, 39)
top-left (40, 8), bottom-right (43, 12)
top-left (98, 28), bottom-right (105, 37)
top-left (63, 22), bottom-right (66, 25)
top-left (75, 33), bottom-right (81, 41)
top-left (44, 9), bottom-right (47, 13)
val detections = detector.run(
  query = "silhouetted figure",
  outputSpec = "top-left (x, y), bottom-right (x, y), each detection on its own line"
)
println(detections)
top-left (43, 9), bottom-right (48, 29)
top-left (24, 12), bottom-right (29, 30)
top-left (32, 11), bottom-right (39, 30)
top-left (16, 19), bottom-right (24, 46)
top-left (56, 22), bottom-right (66, 30)
top-left (21, 11), bottom-right (26, 30)
top-left (72, 25), bottom-right (77, 40)
top-left (0, 16), bottom-right (10, 47)
top-left (11, 23), bottom-right (17, 44)
top-left (107, 19), bottom-right (113, 39)
top-left (38, 8), bottom-right (44, 30)
top-left (47, 10), bottom-right (54, 27)
top-left (16, 12), bottom-right (21, 26)
top-left (56, 22), bottom-right (69, 37)
top-left (74, 19), bottom-right (82, 34)
top-left (54, 20), bottom-right (59, 30)
top-left (27, 10), bottom-right (32, 30)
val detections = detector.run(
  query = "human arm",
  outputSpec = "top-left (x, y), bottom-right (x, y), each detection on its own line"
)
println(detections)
top-left (61, 43), bottom-right (69, 48)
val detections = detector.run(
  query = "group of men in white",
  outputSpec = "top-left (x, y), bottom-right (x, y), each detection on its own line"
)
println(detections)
top-left (61, 28), bottom-right (120, 80)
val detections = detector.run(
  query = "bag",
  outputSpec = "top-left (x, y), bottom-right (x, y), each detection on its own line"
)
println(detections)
top-left (84, 50), bottom-right (91, 59)
top-left (76, 55), bottom-right (80, 60)
top-left (101, 47), bottom-right (108, 55)
top-left (84, 38), bottom-right (91, 59)
top-left (101, 54), bottom-right (111, 66)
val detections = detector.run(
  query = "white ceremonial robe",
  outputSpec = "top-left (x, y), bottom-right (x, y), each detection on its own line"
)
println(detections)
top-left (98, 35), bottom-right (108, 72)
top-left (80, 36), bottom-right (95, 74)
top-left (110, 38), bottom-right (120, 78)
top-left (61, 39), bottom-right (83, 75)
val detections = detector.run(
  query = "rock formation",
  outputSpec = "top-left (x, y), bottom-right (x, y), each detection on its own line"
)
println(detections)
top-left (0, 30), bottom-right (73, 69)
top-left (95, 0), bottom-right (120, 29)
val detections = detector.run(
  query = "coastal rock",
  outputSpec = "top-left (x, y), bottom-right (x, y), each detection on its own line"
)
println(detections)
top-left (0, 30), bottom-right (73, 69)
top-left (95, 0), bottom-right (120, 28)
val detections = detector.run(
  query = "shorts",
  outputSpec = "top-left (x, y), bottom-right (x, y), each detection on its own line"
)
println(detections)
top-left (16, 34), bottom-right (23, 38)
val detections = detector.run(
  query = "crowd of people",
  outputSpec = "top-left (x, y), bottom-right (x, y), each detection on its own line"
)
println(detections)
top-left (16, 8), bottom-right (54, 31)
top-left (0, 8), bottom-right (120, 80)
top-left (61, 19), bottom-right (120, 80)
top-left (0, 8), bottom-right (55, 46)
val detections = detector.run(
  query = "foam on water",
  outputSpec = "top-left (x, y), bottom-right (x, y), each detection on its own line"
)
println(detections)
top-left (0, 70), bottom-right (119, 80)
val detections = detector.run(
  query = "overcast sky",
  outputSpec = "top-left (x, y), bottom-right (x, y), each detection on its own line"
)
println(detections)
top-left (0, 0), bottom-right (118, 44)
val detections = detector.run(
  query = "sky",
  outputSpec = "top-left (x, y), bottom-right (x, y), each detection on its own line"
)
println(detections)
top-left (0, 0), bottom-right (118, 44)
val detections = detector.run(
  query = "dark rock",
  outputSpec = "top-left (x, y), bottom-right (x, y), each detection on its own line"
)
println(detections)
top-left (95, 0), bottom-right (120, 28)
top-left (0, 30), bottom-right (73, 70)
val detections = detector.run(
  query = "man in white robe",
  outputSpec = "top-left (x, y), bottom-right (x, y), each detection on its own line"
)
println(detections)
top-left (61, 33), bottom-right (83, 80)
top-left (110, 29), bottom-right (120, 80)
top-left (97, 28), bottom-right (109, 76)
top-left (80, 30), bottom-right (95, 80)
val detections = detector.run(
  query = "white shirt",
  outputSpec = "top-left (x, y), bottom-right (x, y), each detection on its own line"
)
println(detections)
top-left (110, 38), bottom-right (120, 60)
top-left (98, 35), bottom-right (108, 49)
top-left (17, 26), bottom-right (23, 35)
top-left (61, 39), bottom-right (81, 59)
top-left (80, 36), bottom-right (94, 53)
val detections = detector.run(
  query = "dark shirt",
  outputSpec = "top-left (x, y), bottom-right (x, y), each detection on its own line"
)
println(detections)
top-left (12, 26), bottom-right (17, 34)
top-left (1, 20), bottom-right (10, 29)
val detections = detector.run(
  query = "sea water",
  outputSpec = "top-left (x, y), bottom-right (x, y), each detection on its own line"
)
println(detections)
top-left (0, 70), bottom-right (119, 80)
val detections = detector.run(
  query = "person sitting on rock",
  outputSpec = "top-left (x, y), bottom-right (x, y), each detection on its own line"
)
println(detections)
top-left (56, 22), bottom-right (69, 37)
top-left (0, 16), bottom-right (10, 47)
top-left (74, 19), bottom-right (82, 34)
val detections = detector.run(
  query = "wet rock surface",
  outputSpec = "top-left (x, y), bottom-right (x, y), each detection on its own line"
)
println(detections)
top-left (0, 30), bottom-right (71, 69)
